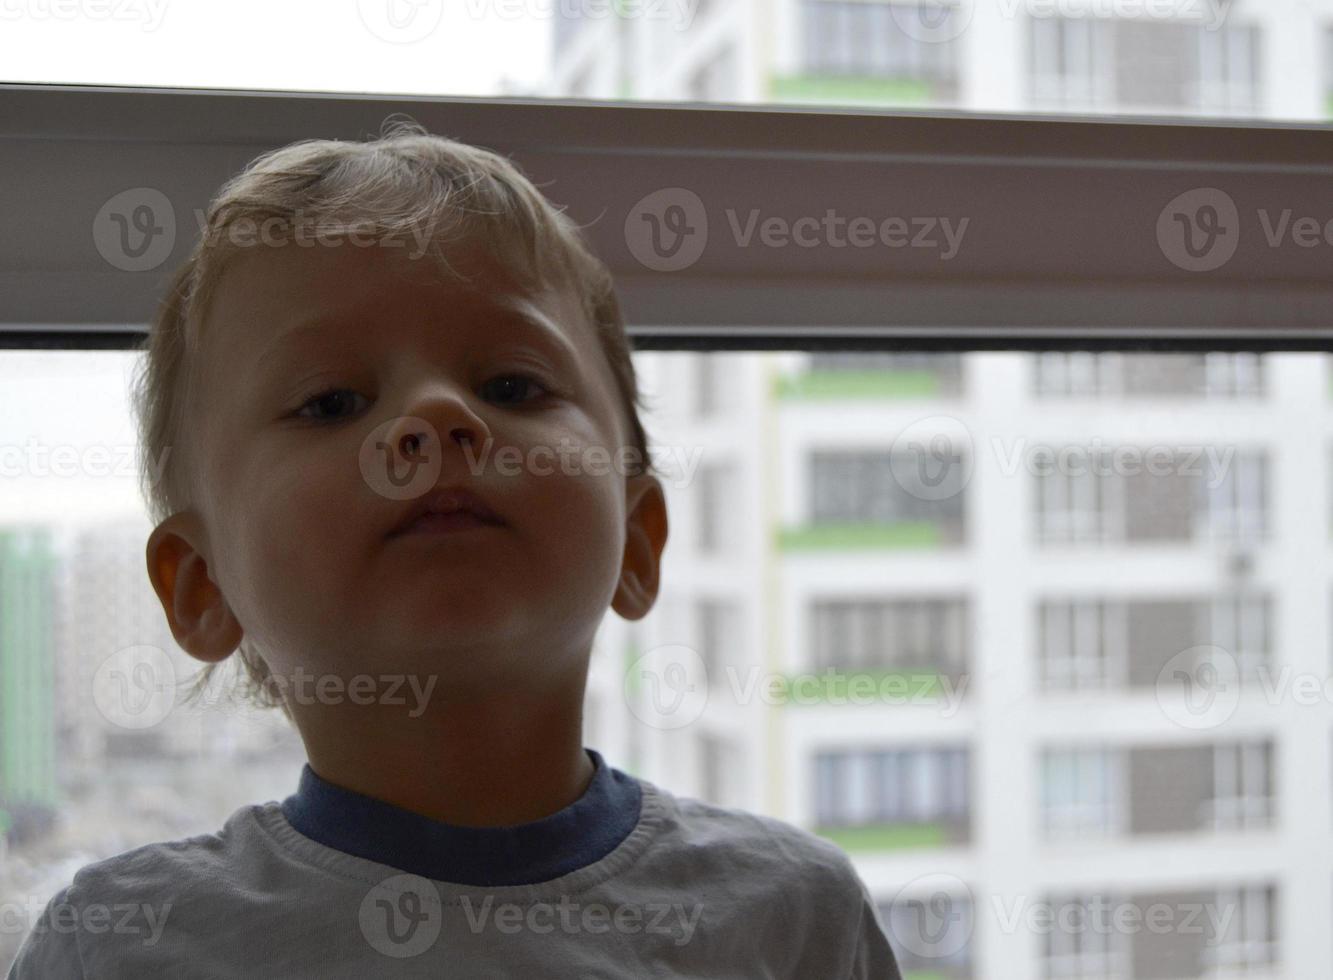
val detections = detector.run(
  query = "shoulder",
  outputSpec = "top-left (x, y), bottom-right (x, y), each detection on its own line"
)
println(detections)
top-left (6, 883), bottom-right (84, 979)
top-left (640, 779), bottom-right (865, 905)
top-left (634, 781), bottom-right (903, 978)
top-left (63, 805), bottom-right (255, 900)
top-left (5, 804), bottom-right (272, 978)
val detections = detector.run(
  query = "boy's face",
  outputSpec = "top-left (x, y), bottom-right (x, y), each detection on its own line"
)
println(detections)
top-left (157, 234), bottom-right (665, 700)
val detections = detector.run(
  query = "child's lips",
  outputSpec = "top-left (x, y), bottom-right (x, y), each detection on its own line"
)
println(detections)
top-left (394, 510), bottom-right (501, 536)
top-left (387, 486), bottom-right (505, 539)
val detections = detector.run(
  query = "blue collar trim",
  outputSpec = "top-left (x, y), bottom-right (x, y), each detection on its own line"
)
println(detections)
top-left (279, 747), bottom-right (642, 886)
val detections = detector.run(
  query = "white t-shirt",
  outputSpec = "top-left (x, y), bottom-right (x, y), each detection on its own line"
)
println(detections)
top-left (7, 750), bottom-right (903, 978)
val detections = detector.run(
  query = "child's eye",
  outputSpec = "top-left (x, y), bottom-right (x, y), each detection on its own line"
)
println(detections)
top-left (293, 374), bottom-right (554, 424)
top-left (295, 388), bottom-right (368, 422)
top-left (481, 373), bottom-right (553, 406)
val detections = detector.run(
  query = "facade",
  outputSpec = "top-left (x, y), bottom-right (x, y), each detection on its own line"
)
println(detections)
top-left (554, 3), bottom-right (1333, 977)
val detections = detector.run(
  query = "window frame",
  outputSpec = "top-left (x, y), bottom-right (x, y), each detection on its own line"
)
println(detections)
top-left (3, 81), bottom-right (1333, 350)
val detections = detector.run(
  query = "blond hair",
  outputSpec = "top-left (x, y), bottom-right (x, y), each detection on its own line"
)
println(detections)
top-left (129, 116), bottom-right (661, 721)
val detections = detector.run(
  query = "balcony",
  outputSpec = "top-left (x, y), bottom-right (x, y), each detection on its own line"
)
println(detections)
top-left (777, 353), bottom-right (964, 401)
top-left (777, 519), bottom-right (953, 551)
top-left (814, 818), bottom-right (967, 852)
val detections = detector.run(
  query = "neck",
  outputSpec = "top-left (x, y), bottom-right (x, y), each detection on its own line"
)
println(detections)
top-left (290, 667), bottom-right (594, 828)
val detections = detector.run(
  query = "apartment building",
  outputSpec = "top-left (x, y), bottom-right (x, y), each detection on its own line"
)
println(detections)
top-left (552, 3), bottom-right (1333, 977)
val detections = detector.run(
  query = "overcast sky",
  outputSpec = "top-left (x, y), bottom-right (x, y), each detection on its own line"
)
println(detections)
top-left (0, 0), bottom-right (549, 94)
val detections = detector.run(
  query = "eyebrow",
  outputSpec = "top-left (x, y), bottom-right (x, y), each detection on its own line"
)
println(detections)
top-left (256, 297), bottom-right (581, 373)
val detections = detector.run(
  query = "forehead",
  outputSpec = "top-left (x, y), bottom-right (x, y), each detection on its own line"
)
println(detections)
top-left (196, 236), bottom-right (595, 374)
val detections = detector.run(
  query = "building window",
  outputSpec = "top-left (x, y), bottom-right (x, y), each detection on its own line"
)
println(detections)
top-left (1029, 16), bottom-right (1111, 109)
top-left (810, 449), bottom-right (967, 536)
top-left (1028, 16), bottom-right (1261, 115)
top-left (696, 463), bottom-right (738, 555)
top-left (1041, 747), bottom-right (1121, 839)
top-left (1205, 885), bottom-right (1279, 972)
top-left (1196, 23), bottom-right (1261, 115)
top-left (1209, 594), bottom-right (1271, 679)
top-left (693, 352), bottom-right (716, 417)
top-left (1326, 28), bottom-right (1333, 115)
top-left (1039, 600), bottom-right (1123, 690)
top-left (1034, 450), bottom-right (1121, 544)
top-left (1202, 352), bottom-right (1264, 397)
top-left (1202, 451), bottom-right (1267, 542)
top-left (1035, 447), bottom-right (1267, 545)
top-left (811, 597), bottom-right (968, 679)
top-left (814, 747), bottom-right (970, 831)
top-left (1035, 353), bottom-right (1265, 397)
top-left (800, 0), bottom-right (960, 89)
top-left (1041, 893), bottom-right (1129, 979)
top-left (1208, 741), bottom-right (1274, 832)
top-left (1034, 351), bottom-right (1114, 396)
top-left (699, 732), bottom-right (739, 807)
top-left (696, 597), bottom-right (742, 689)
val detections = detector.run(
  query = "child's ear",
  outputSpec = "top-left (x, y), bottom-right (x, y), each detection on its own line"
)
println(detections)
top-left (145, 511), bottom-right (243, 664)
top-left (611, 473), bottom-right (668, 622)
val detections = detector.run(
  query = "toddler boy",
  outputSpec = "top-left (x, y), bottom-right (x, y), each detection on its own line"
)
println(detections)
top-left (8, 119), bottom-right (903, 978)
